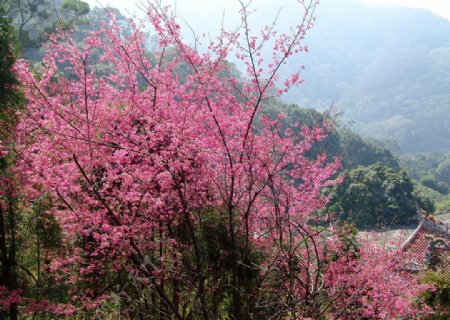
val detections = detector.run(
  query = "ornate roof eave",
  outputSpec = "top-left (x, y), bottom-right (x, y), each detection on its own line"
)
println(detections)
top-left (401, 211), bottom-right (450, 251)
top-left (421, 216), bottom-right (450, 235)
top-left (401, 219), bottom-right (424, 251)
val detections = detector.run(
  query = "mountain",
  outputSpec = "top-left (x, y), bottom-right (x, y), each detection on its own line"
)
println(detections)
top-left (282, 0), bottom-right (450, 153)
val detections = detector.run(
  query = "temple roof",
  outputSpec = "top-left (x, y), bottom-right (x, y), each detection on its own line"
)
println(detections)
top-left (401, 212), bottom-right (450, 273)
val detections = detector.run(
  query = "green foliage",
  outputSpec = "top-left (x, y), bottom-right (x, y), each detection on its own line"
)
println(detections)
top-left (282, 0), bottom-right (450, 152)
top-left (399, 152), bottom-right (450, 181)
top-left (71, 6), bottom-right (131, 44)
top-left (366, 137), bottom-right (402, 156)
top-left (330, 224), bottom-right (360, 261)
top-left (264, 105), bottom-right (414, 228)
top-left (4, 0), bottom-right (49, 51)
top-left (400, 153), bottom-right (450, 212)
top-left (436, 159), bottom-right (450, 187)
top-left (264, 104), bottom-right (340, 158)
top-left (62, 0), bottom-right (89, 15)
top-left (420, 270), bottom-right (450, 319)
top-left (414, 184), bottom-right (450, 215)
top-left (435, 197), bottom-right (450, 215)
top-left (413, 184), bottom-right (437, 213)
top-left (328, 163), bottom-right (426, 228)
top-left (89, 207), bottom-right (267, 320)
top-left (18, 196), bottom-right (67, 311)
top-left (420, 175), bottom-right (449, 195)
top-left (265, 104), bottom-right (401, 171)
top-left (196, 207), bottom-right (264, 319)
top-left (0, 4), bottom-right (19, 110)
top-left (337, 127), bottom-right (400, 170)
top-left (4, 0), bottom-right (90, 60)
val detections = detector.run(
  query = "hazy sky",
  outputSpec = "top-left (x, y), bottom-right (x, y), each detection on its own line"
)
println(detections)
top-left (363, 0), bottom-right (450, 20)
top-left (85, 0), bottom-right (450, 22)
top-left (84, 0), bottom-right (318, 44)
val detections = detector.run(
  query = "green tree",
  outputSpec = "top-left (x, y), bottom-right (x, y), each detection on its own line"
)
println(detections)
top-left (1, 7), bottom-right (66, 318)
top-left (420, 270), bottom-right (450, 319)
top-left (0, 8), bottom-right (18, 320)
top-left (328, 163), bottom-right (429, 228)
top-left (420, 175), bottom-right (449, 195)
top-left (337, 127), bottom-right (400, 170)
top-left (436, 158), bottom-right (450, 187)
top-left (3, 0), bottom-right (90, 60)
top-left (265, 104), bottom-right (401, 170)
top-left (0, 4), bottom-right (19, 110)
top-left (264, 104), bottom-right (341, 159)
top-left (0, 6), bottom-right (20, 319)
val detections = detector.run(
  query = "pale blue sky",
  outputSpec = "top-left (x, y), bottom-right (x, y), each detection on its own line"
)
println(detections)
top-left (84, 0), bottom-right (315, 44)
top-left (83, 0), bottom-right (450, 48)
top-left (363, 0), bottom-right (450, 19)
top-left (84, 0), bottom-right (450, 22)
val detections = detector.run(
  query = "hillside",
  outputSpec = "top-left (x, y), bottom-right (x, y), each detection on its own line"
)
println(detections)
top-left (283, 0), bottom-right (450, 153)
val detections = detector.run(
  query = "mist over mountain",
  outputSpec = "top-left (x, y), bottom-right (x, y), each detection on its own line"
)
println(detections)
top-left (12, 0), bottom-right (449, 154)
top-left (283, 0), bottom-right (450, 153)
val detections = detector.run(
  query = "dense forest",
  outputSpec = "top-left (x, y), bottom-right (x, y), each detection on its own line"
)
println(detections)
top-left (284, 0), bottom-right (450, 154)
top-left (0, 0), bottom-right (449, 319)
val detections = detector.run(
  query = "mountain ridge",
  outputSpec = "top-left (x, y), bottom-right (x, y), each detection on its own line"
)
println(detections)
top-left (282, 1), bottom-right (450, 153)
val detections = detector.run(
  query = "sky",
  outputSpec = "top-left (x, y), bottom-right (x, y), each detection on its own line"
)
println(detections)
top-left (84, 0), bottom-right (450, 22)
top-left (83, 0), bottom-right (318, 47)
top-left (363, 0), bottom-right (450, 20)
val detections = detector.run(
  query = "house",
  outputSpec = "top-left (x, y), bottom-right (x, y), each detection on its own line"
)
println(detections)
top-left (401, 211), bottom-right (450, 273)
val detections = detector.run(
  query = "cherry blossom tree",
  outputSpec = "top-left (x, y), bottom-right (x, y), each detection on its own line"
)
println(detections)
top-left (323, 229), bottom-right (431, 319)
top-left (7, 0), bottom-right (430, 319)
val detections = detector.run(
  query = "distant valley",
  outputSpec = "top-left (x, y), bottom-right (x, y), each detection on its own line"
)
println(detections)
top-left (283, 0), bottom-right (450, 153)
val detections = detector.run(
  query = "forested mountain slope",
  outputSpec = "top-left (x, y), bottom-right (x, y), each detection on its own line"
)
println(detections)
top-left (283, 0), bottom-right (450, 153)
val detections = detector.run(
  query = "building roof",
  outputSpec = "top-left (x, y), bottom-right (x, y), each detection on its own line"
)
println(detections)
top-left (401, 212), bottom-right (450, 273)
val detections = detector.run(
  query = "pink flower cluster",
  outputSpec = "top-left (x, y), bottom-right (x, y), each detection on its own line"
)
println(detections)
top-left (9, 1), bottom-right (430, 318)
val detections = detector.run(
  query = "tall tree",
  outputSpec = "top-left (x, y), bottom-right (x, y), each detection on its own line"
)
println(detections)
top-left (0, 4), bottom-right (20, 319)
top-left (0, 4), bottom-right (19, 110)
top-left (328, 163), bottom-right (429, 228)
top-left (10, 1), bottom-right (430, 319)
top-left (3, 0), bottom-right (89, 60)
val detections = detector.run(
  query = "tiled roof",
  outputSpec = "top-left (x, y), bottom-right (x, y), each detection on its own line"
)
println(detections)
top-left (402, 228), bottom-right (430, 269)
top-left (401, 214), bottom-right (450, 273)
